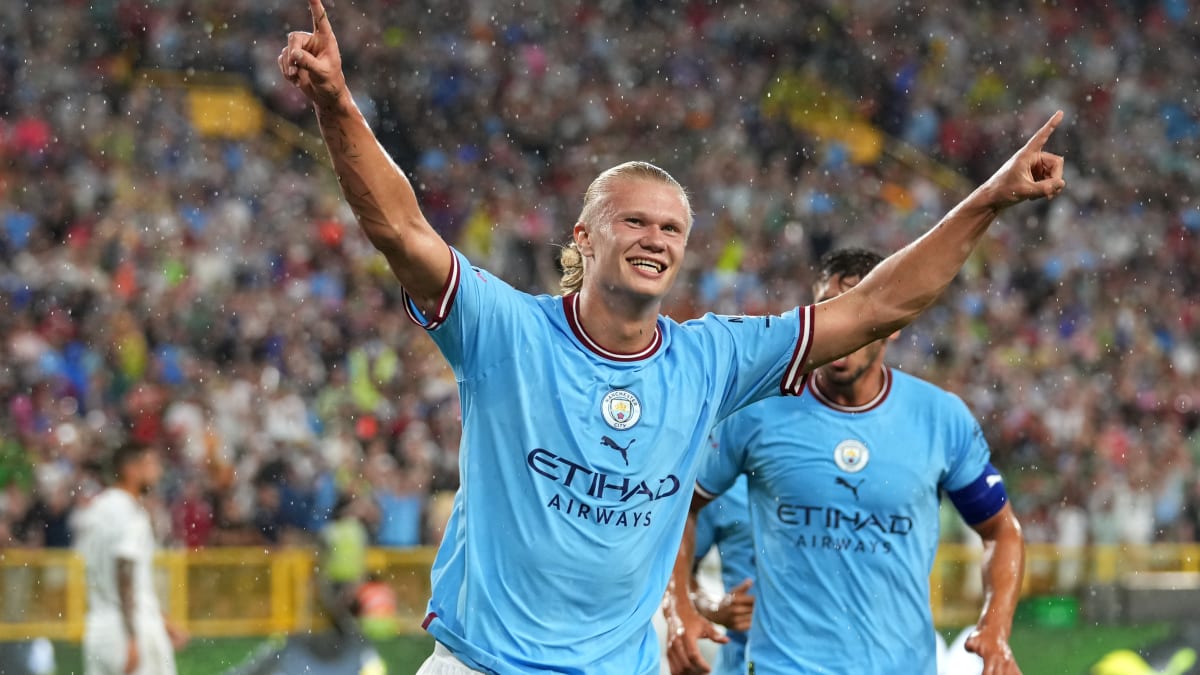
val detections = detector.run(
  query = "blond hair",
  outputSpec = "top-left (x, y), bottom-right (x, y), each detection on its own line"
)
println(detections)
top-left (559, 161), bottom-right (692, 295)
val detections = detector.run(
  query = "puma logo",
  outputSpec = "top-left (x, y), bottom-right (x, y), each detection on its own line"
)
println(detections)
top-left (600, 436), bottom-right (635, 466)
top-left (835, 477), bottom-right (864, 501)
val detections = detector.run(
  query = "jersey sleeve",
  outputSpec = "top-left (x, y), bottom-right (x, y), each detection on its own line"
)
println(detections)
top-left (402, 247), bottom-right (529, 380)
top-left (695, 417), bottom-right (750, 502)
top-left (691, 305), bottom-right (815, 422)
top-left (939, 395), bottom-right (992, 493)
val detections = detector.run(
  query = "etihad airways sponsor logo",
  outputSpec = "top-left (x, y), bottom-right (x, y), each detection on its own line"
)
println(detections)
top-left (526, 448), bottom-right (681, 529)
top-left (775, 503), bottom-right (913, 535)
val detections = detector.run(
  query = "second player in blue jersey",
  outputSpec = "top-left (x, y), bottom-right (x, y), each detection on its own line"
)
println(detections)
top-left (669, 250), bottom-right (1026, 675)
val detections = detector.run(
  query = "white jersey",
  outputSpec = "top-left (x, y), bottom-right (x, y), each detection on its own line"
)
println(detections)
top-left (75, 488), bottom-right (162, 620)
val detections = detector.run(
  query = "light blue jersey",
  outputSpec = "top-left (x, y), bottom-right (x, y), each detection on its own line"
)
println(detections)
top-left (693, 475), bottom-right (753, 675)
top-left (407, 249), bottom-right (814, 674)
top-left (697, 367), bottom-right (993, 675)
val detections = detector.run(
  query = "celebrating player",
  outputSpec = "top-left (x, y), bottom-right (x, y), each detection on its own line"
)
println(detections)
top-left (666, 249), bottom-right (1026, 675)
top-left (279, 1), bottom-right (1061, 671)
top-left (75, 443), bottom-right (186, 675)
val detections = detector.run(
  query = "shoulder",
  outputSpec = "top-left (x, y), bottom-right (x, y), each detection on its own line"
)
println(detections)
top-left (890, 369), bottom-right (969, 409)
top-left (678, 309), bottom-right (802, 333)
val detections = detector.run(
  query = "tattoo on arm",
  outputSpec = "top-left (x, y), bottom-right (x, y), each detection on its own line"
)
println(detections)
top-left (117, 558), bottom-right (136, 640)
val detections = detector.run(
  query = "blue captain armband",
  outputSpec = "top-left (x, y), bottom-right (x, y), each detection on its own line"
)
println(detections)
top-left (947, 463), bottom-right (1008, 526)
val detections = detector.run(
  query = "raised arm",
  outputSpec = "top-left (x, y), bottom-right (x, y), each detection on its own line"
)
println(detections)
top-left (964, 504), bottom-right (1025, 675)
top-left (664, 492), bottom-right (728, 675)
top-left (806, 112), bottom-right (1067, 369)
top-left (279, 0), bottom-right (452, 313)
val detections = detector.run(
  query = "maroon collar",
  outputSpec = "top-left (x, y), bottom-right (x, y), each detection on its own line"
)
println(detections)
top-left (561, 294), bottom-right (663, 362)
top-left (808, 366), bottom-right (892, 413)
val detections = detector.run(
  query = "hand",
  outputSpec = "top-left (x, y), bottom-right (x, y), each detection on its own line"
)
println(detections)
top-left (664, 598), bottom-right (728, 675)
top-left (123, 638), bottom-right (139, 675)
top-left (277, 0), bottom-right (349, 112)
top-left (964, 626), bottom-right (1022, 675)
top-left (980, 111), bottom-right (1066, 211)
top-left (697, 578), bottom-right (755, 633)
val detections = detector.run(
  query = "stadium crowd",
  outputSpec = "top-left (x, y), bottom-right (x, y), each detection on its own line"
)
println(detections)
top-left (0, 0), bottom-right (1197, 573)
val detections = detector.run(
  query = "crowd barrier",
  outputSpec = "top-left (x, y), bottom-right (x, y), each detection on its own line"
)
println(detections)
top-left (3, 544), bottom-right (1200, 641)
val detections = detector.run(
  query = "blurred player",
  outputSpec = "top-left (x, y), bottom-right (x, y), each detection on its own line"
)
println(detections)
top-left (76, 443), bottom-right (185, 675)
top-left (278, 1), bottom-right (1063, 670)
top-left (317, 493), bottom-right (370, 635)
top-left (667, 249), bottom-right (1026, 675)
top-left (677, 475), bottom-right (754, 675)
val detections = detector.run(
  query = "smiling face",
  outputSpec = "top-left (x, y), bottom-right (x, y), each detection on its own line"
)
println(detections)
top-left (574, 175), bottom-right (691, 305)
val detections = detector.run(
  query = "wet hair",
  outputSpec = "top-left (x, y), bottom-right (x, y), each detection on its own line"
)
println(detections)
top-left (816, 247), bottom-right (885, 286)
top-left (559, 161), bottom-right (692, 295)
top-left (110, 442), bottom-right (152, 480)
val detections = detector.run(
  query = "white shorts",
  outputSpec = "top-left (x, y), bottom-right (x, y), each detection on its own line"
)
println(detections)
top-left (415, 643), bottom-right (487, 674)
top-left (83, 614), bottom-right (175, 675)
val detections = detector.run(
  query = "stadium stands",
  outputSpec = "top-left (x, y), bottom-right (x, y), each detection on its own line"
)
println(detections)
top-left (0, 0), bottom-right (1197, 573)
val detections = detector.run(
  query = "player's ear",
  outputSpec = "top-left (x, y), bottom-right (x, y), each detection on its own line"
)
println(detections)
top-left (573, 222), bottom-right (594, 257)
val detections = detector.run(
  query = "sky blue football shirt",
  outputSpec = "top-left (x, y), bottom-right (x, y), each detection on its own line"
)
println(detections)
top-left (698, 367), bottom-right (993, 675)
top-left (407, 249), bottom-right (814, 674)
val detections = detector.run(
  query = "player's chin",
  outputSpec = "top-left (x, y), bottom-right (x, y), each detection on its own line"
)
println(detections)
top-left (634, 286), bottom-right (672, 306)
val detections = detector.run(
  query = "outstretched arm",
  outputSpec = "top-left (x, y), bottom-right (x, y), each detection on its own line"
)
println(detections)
top-left (806, 112), bottom-right (1067, 369)
top-left (664, 492), bottom-right (728, 675)
top-left (279, 0), bottom-right (452, 313)
top-left (965, 504), bottom-right (1025, 675)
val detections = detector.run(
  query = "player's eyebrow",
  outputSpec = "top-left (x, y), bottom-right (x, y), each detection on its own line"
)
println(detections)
top-left (618, 210), bottom-right (685, 229)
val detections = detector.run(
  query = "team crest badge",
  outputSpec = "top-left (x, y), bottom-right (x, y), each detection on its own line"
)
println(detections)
top-left (833, 439), bottom-right (870, 473)
top-left (601, 389), bottom-right (641, 430)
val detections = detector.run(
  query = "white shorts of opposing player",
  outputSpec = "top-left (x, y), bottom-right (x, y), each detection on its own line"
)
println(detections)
top-left (83, 612), bottom-right (175, 675)
top-left (416, 643), bottom-right (488, 674)
top-left (938, 625), bottom-right (985, 675)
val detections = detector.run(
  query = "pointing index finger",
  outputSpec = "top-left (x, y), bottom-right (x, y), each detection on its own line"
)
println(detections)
top-left (309, 0), bottom-right (332, 35)
top-left (1023, 110), bottom-right (1064, 152)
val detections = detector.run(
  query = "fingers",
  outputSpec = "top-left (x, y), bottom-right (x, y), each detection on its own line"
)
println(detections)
top-left (666, 620), bottom-right (723, 675)
top-left (280, 32), bottom-right (313, 80)
top-left (1022, 109), bottom-right (1064, 152)
top-left (683, 637), bottom-right (713, 673)
top-left (730, 578), bottom-right (753, 595)
top-left (964, 633), bottom-right (980, 654)
top-left (727, 613), bottom-right (752, 632)
top-left (707, 622), bottom-right (730, 644)
top-left (667, 633), bottom-right (711, 675)
top-left (1039, 152), bottom-right (1066, 189)
top-left (290, 47), bottom-right (323, 76)
top-left (1034, 154), bottom-right (1066, 199)
top-left (309, 0), bottom-right (333, 36)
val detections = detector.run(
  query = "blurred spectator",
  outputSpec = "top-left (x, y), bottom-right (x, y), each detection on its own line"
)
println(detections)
top-left (0, 1), bottom-right (1195, 577)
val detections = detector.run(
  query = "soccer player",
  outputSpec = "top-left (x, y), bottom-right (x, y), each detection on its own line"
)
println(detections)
top-left (75, 443), bottom-right (185, 675)
top-left (278, 1), bottom-right (1062, 671)
top-left (676, 475), bottom-right (755, 675)
top-left (666, 249), bottom-right (1026, 675)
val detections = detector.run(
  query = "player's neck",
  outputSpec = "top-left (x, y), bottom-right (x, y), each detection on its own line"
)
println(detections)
top-left (575, 287), bottom-right (661, 354)
top-left (814, 364), bottom-right (887, 408)
top-left (116, 482), bottom-right (143, 501)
